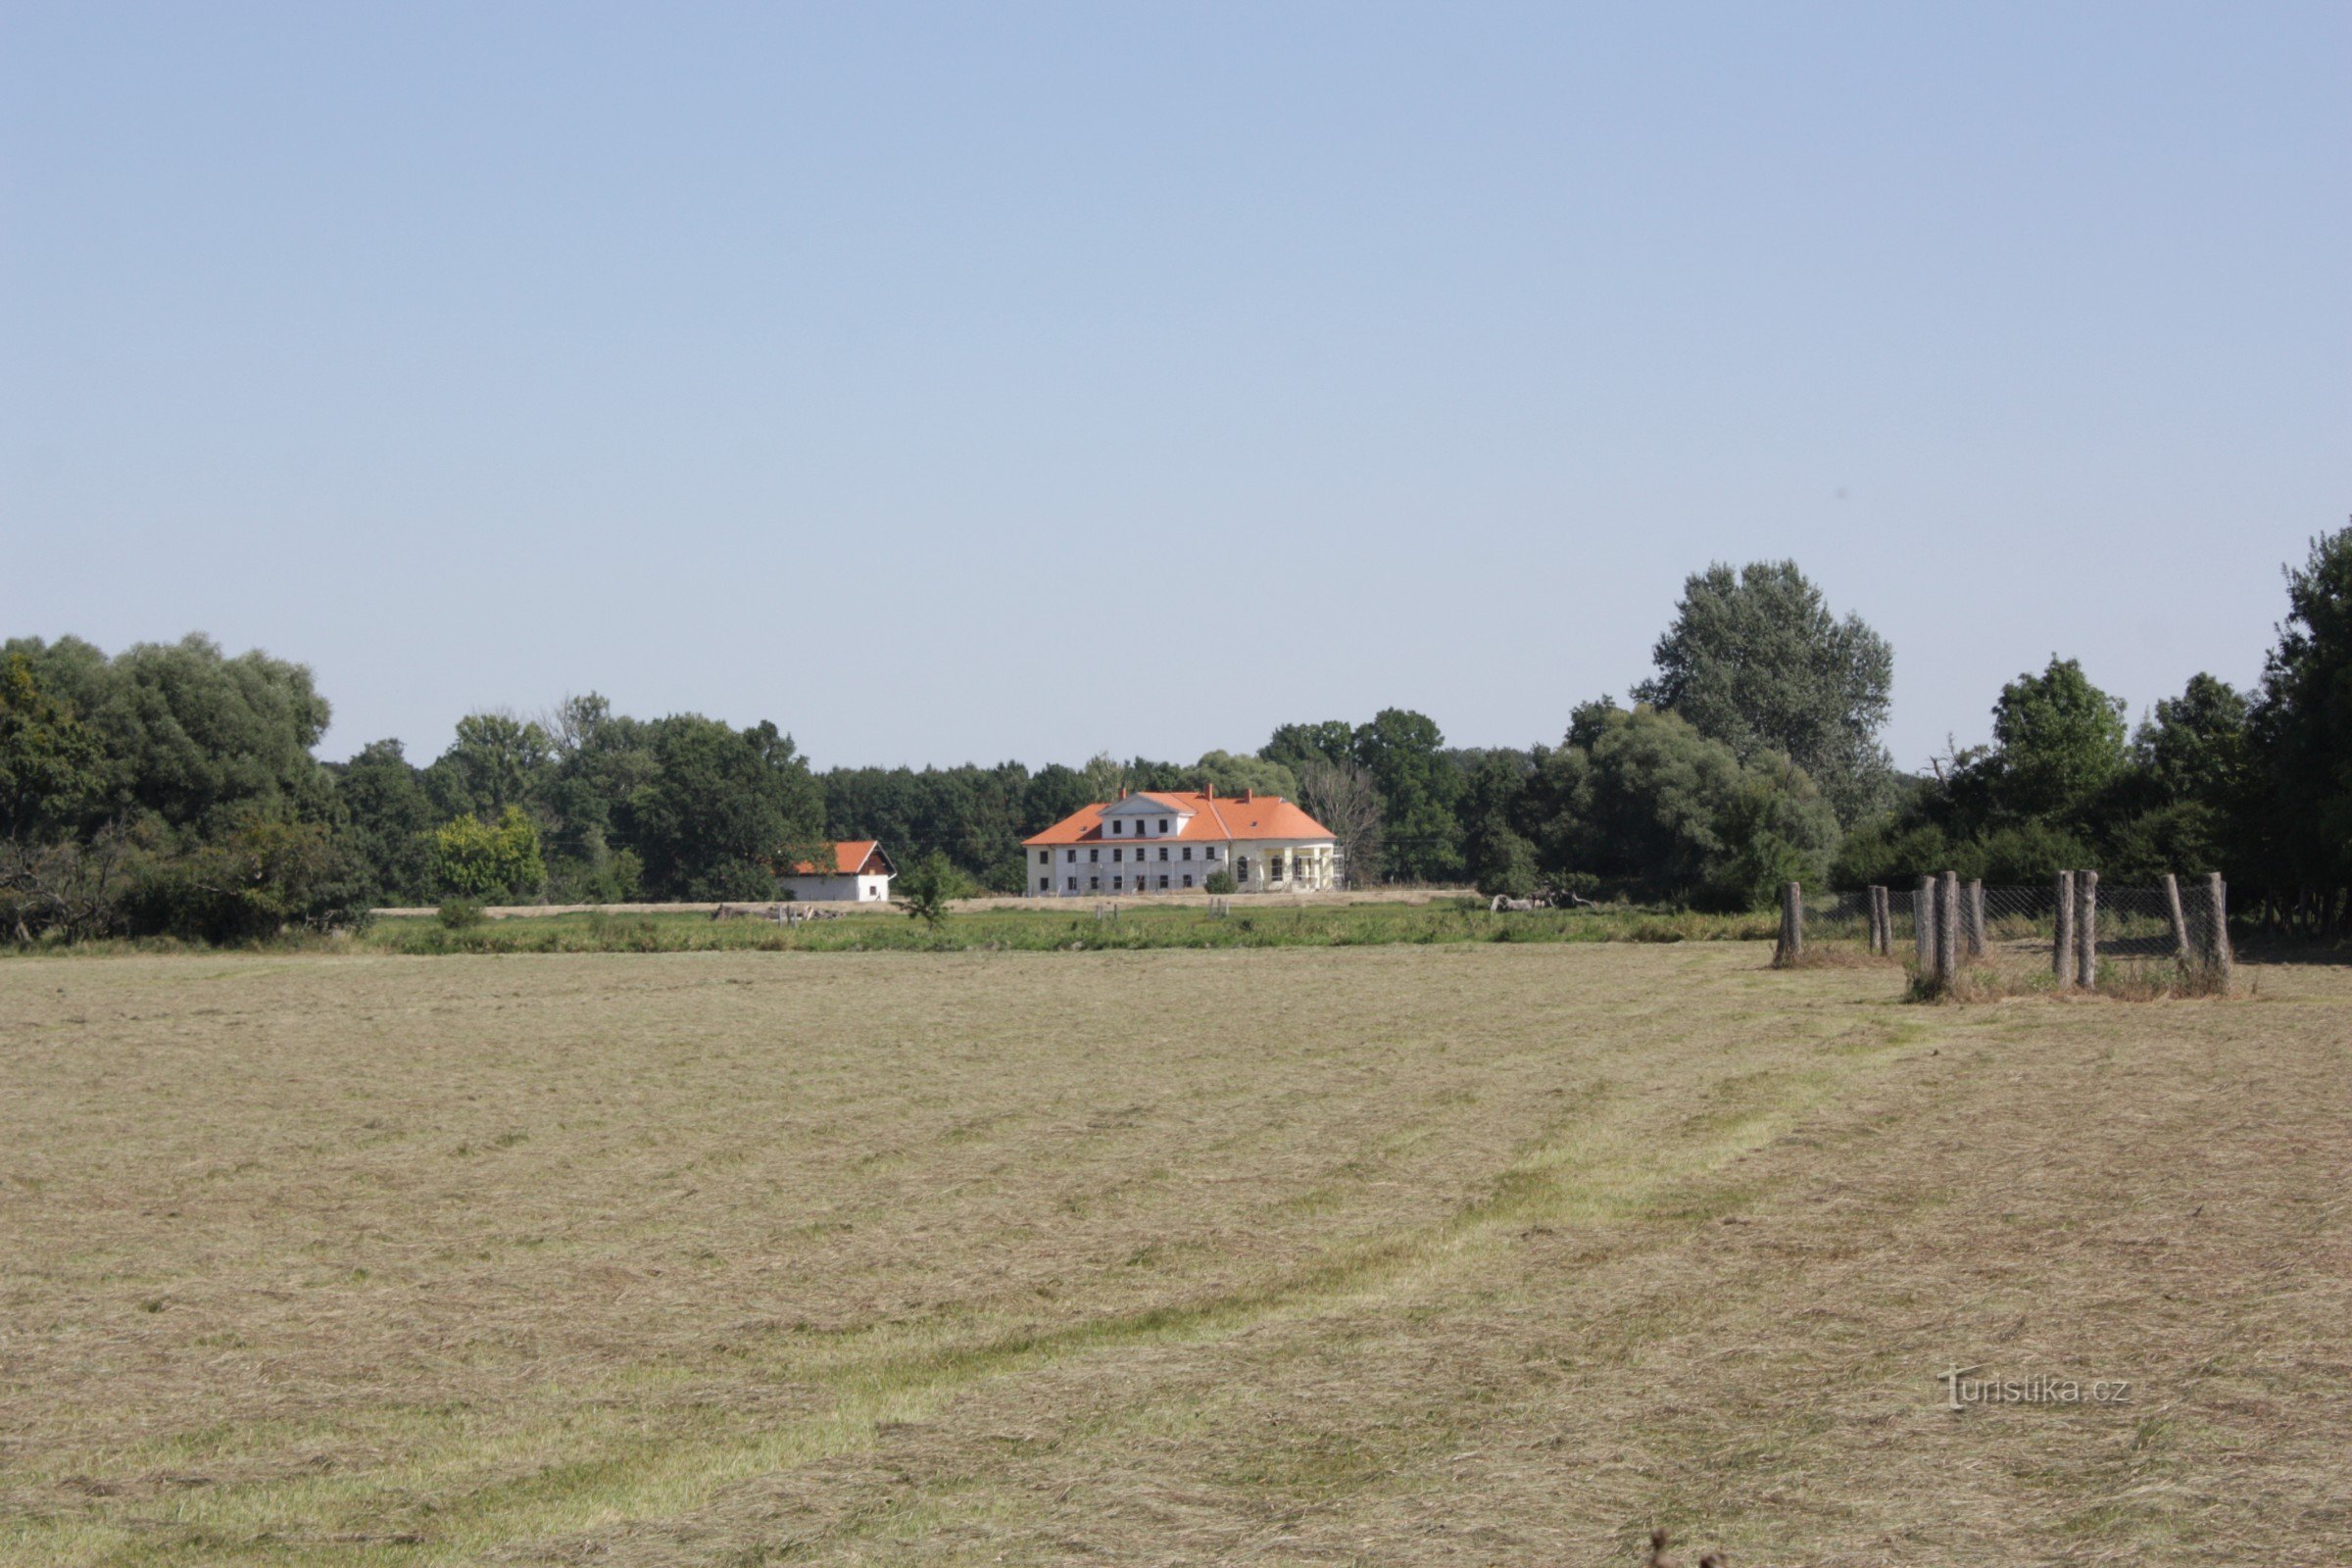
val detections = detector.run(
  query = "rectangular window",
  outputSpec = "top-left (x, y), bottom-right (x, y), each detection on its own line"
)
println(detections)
top-left (1112, 875), bottom-right (1123, 891)
top-left (1066, 849), bottom-right (1076, 862)
top-left (1066, 876), bottom-right (1077, 891)
top-left (1207, 847), bottom-right (1220, 860)
top-left (1183, 874), bottom-right (1194, 888)
top-left (1038, 851), bottom-right (1049, 865)
top-left (1089, 876), bottom-right (1100, 890)
top-left (1038, 878), bottom-right (1049, 892)
top-left (1182, 847), bottom-right (1193, 860)
top-left (1158, 846), bottom-right (1168, 860)
top-left (1159, 818), bottom-right (1170, 833)
top-left (1157, 875), bottom-right (1169, 889)
top-left (1112, 848), bottom-right (1123, 862)
top-left (1111, 819), bottom-right (1122, 835)
top-left (1089, 848), bottom-right (1099, 862)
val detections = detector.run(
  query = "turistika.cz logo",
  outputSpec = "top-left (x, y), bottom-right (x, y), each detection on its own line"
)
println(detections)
top-left (1936, 1365), bottom-right (2133, 1410)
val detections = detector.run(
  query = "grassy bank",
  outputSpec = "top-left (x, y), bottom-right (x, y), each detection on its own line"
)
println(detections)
top-left (359, 898), bottom-right (1781, 956)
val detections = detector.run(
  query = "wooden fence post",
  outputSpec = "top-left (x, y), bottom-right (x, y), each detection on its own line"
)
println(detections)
top-left (1788, 882), bottom-right (1803, 961)
top-left (1937, 870), bottom-right (1961, 992)
top-left (2206, 872), bottom-right (2233, 992)
top-left (1916, 875), bottom-right (1936, 975)
top-left (1774, 882), bottom-right (1795, 965)
top-left (1873, 884), bottom-right (1891, 955)
top-left (2163, 873), bottom-right (2191, 966)
top-left (2054, 870), bottom-right (2075, 987)
top-left (2075, 870), bottom-right (2099, 991)
top-left (1967, 879), bottom-right (1986, 956)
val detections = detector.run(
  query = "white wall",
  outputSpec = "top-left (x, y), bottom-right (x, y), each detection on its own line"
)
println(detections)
top-left (1028, 839), bottom-right (1233, 896)
top-left (783, 873), bottom-right (892, 903)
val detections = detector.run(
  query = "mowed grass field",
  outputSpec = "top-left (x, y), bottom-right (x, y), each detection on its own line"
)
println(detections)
top-left (2, 946), bottom-right (2347, 1565)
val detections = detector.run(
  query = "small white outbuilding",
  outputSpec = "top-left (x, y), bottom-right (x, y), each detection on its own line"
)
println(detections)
top-left (781, 840), bottom-right (896, 903)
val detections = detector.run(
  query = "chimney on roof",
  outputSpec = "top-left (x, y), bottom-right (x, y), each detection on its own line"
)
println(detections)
top-left (1204, 783), bottom-right (1214, 799)
top-left (1117, 787), bottom-right (1127, 801)
top-left (1242, 788), bottom-right (1253, 803)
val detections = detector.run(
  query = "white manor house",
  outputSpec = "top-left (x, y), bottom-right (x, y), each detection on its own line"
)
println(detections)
top-left (1023, 787), bottom-right (1339, 897)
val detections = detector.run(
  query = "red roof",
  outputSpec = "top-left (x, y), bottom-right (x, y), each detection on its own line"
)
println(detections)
top-left (1022, 791), bottom-right (1334, 847)
top-left (787, 840), bottom-right (892, 877)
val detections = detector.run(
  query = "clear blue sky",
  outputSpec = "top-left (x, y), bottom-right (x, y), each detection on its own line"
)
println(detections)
top-left (5, 2), bottom-right (2345, 773)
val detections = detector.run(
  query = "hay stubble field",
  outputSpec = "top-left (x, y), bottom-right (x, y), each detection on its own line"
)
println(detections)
top-left (2, 944), bottom-right (2347, 1565)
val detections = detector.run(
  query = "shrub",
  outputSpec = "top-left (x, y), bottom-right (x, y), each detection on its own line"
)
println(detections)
top-left (427, 806), bottom-right (545, 901)
top-left (438, 900), bottom-right (486, 929)
top-left (894, 852), bottom-right (969, 928)
top-left (1203, 869), bottom-right (1237, 895)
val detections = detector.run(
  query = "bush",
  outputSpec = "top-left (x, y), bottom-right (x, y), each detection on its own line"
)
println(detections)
top-left (427, 806), bottom-right (545, 901)
top-left (893, 851), bottom-right (970, 928)
top-left (123, 817), bottom-right (369, 943)
top-left (1203, 869), bottom-right (1237, 895)
top-left (438, 899), bottom-right (487, 929)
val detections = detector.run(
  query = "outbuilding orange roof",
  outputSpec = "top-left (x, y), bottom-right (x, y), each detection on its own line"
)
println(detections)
top-left (787, 840), bottom-right (892, 877)
top-left (1022, 791), bottom-right (1334, 847)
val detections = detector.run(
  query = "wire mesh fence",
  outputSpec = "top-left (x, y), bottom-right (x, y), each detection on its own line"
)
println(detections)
top-left (1776, 872), bottom-right (2232, 1000)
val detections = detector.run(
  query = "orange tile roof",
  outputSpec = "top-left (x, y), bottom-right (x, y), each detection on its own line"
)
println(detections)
top-left (787, 840), bottom-right (890, 877)
top-left (1021, 791), bottom-right (1335, 847)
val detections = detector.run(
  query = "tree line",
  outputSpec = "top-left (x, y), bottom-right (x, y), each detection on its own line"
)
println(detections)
top-left (8, 523), bottom-right (2352, 942)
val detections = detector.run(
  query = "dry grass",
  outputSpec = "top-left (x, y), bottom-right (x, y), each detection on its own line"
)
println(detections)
top-left (1, 945), bottom-right (2347, 1565)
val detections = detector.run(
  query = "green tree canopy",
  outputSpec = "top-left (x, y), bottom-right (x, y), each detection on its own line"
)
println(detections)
top-left (1968, 657), bottom-right (2130, 824)
top-left (1632, 561), bottom-right (1894, 822)
top-left (4, 633), bottom-right (334, 831)
top-left (0, 652), bottom-right (107, 838)
top-left (1261, 720), bottom-right (1356, 775)
top-left (1350, 709), bottom-right (1461, 882)
top-left (426, 806), bottom-right (546, 901)
top-left (2135, 673), bottom-right (2248, 807)
top-left (618, 715), bottom-right (823, 900)
top-left (2242, 525), bottom-right (2352, 897)
top-left (1523, 705), bottom-right (1838, 905)
top-left (1187, 750), bottom-right (1299, 802)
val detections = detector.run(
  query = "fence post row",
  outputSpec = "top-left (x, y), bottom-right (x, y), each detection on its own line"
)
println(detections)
top-left (2162, 873), bottom-right (2190, 965)
top-left (2073, 870), bottom-right (2099, 990)
top-left (2053, 870), bottom-right (2074, 987)
top-left (2206, 871), bottom-right (2233, 990)
top-left (1936, 870), bottom-right (1961, 989)
top-left (1915, 875), bottom-right (1935, 975)
top-left (1775, 880), bottom-right (1804, 965)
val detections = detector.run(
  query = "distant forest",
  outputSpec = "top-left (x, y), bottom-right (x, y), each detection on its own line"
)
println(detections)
top-left (9, 524), bottom-right (2352, 944)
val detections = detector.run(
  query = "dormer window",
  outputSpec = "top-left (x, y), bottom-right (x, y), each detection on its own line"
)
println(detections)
top-left (1158, 818), bottom-right (1170, 834)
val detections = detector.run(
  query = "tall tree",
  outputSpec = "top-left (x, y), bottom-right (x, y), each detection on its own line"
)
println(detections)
top-left (617, 715), bottom-right (823, 900)
top-left (0, 652), bottom-right (107, 839)
top-left (2243, 524), bottom-right (2352, 914)
top-left (1523, 705), bottom-right (1838, 905)
top-left (1633, 561), bottom-right (1894, 822)
top-left (1296, 757), bottom-right (1384, 888)
top-left (334, 739), bottom-right (436, 902)
top-left (426, 710), bottom-right (553, 820)
top-left (2135, 673), bottom-right (2248, 806)
top-left (1457, 752), bottom-right (1538, 898)
top-left (6, 633), bottom-right (335, 830)
top-left (1261, 720), bottom-right (1356, 775)
top-left (1188, 750), bottom-right (1299, 801)
top-left (1350, 709), bottom-right (1461, 882)
top-left (1972, 657), bottom-right (2130, 823)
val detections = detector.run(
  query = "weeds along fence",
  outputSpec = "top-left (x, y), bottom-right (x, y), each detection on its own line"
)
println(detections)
top-left (1775, 871), bottom-right (2232, 1000)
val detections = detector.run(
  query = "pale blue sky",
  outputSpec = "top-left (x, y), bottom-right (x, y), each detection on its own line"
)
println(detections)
top-left (4, 2), bottom-right (2345, 772)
